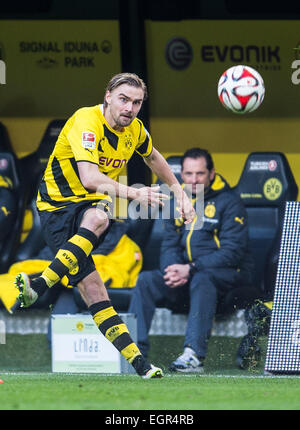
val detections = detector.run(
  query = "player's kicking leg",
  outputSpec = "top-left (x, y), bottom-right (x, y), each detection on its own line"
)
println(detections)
top-left (15, 273), bottom-right (38, 308)
top-left (15, 225), bottom-right (102, 307)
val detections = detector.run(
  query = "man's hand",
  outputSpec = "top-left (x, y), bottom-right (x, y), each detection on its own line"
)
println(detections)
top-left (135, 185), bottom-right (168, 208)
top-left (163, 264), bottom-right (190, 288)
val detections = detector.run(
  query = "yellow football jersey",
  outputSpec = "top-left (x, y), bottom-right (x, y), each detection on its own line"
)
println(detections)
top-left (37, 104), bottom-right (153, 211)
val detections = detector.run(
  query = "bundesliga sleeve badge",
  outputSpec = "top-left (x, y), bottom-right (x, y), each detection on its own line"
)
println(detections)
top-left (82, 131), bottom-right (96, 150)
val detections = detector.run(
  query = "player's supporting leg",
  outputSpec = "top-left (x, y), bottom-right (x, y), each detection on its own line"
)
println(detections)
top-left (128, 270), bottom-right (168, 357)
top-left (78, 271), bottom-right (163, 379)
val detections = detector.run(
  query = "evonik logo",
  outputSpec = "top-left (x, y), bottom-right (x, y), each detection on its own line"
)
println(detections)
top-left (201, 45), bottom-right (280, 63)
top-left (99, 156), bottom-right (127, 169)
top-left (165, 37), bottom-right (193, 70)
top-left (165, 39), bottom-right (281, 71)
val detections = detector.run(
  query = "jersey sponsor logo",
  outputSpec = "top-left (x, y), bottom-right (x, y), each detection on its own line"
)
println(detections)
top-left (99, 156), bottom-right (128, 169)
top-left (82, 131), bottom-right (96, 150)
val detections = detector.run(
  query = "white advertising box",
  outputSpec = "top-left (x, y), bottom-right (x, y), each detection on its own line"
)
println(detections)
top-left (51, 313), bottom-right (137, 374)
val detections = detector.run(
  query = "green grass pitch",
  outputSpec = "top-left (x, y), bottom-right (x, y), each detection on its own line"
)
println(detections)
top-left (1, 334), bottom-right (300, 411)
top-left (1, 372), bottom-right (300, 410)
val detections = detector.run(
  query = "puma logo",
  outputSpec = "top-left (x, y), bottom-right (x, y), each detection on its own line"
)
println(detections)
top-left (235, 217), bottom-right (244, 225)
top-left (1, 206), bottom-right (11, 216)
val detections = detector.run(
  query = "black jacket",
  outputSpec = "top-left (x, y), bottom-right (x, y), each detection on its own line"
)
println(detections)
top-left (160, 174), bottom-right (254, 278)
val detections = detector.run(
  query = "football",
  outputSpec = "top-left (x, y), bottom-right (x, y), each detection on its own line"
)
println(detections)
top-left (217, 65), bottom-right (265, 114)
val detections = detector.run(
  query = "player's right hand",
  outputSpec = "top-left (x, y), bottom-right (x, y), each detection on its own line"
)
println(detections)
top-left (135, 185), bottom-right (169, 208)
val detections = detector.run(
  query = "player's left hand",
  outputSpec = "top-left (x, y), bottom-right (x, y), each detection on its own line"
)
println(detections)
top-left (177, 192), bottom-right (196, 224)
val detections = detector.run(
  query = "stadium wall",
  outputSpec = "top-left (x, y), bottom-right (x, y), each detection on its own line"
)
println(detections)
top-left (0, 18), bottom-right (299, 191)
top-left (151, 118), bottom-right (300, 190)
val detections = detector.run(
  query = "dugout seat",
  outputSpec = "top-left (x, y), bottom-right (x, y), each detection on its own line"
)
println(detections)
top-left (15, 198), bottom-right (46, 261)
top-left (0, 152), bottom-right (27, 273)
top-left (20, 119), bottom-right (66, 202)
top-left (233, 152), bottom-right (298, 291)
top-left (15, 120), bottom-right (66, 261)
top-left (0, 122), bottom-right (14, 153)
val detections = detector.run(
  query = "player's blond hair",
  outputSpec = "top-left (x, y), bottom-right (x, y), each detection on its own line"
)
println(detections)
top-left (103, 73), bottom-right (148, 107)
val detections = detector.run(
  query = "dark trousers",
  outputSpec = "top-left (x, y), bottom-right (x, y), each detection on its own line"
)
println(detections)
top-left (129, 268), bottom-right (256, 358)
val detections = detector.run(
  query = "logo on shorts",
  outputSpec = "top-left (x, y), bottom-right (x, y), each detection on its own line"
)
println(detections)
top-left (82, 132), bottom-right (96, 150)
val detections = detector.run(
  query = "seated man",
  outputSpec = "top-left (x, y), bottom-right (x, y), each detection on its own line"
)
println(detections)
top-left (129, 147), bottom-right (260, 372)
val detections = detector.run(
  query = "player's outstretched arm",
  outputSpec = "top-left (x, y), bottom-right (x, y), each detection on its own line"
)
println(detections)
top-left (77, 161), bottom-right (167, 208)
top-left (144, 148), bottom-right (196, 224)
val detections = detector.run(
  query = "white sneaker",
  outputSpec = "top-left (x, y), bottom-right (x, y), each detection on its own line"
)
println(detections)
top-left (14, 273), bottom-right (38, 308)
top-left (142, 364), bottom-right (164, 379)
top-left (169, 347), bottom-right (204, 373)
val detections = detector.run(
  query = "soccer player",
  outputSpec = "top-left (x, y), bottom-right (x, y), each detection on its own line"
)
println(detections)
top-left (15, 73), bottom-right (195, 379)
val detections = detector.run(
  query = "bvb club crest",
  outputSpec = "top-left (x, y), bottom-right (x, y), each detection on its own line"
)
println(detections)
top-left (124, 134), bottom-right (133, 150)
top-left (204, 203), bottom-right (216, 218)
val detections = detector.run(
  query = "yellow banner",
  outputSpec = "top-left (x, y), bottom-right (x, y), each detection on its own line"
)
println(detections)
top-left (145, 20), bottom-right (300, 117)
top-left (0, 20), bottom-right (121, 117)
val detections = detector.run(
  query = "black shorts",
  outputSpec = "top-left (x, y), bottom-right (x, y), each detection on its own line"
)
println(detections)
top-left (38, 200), bottom-right (112, 286)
